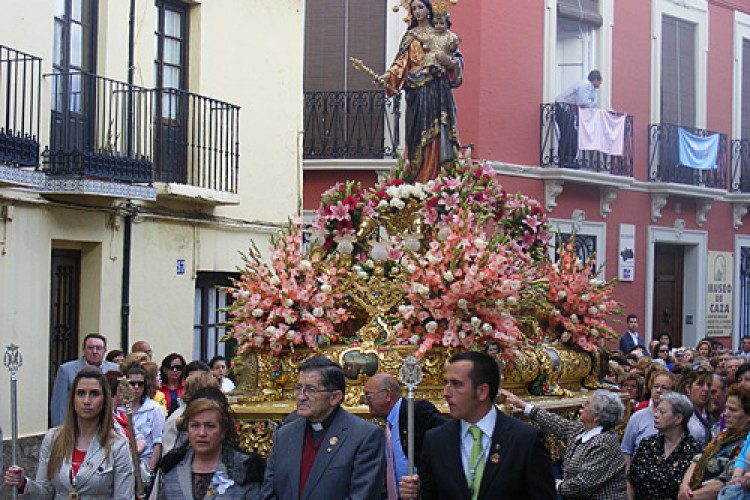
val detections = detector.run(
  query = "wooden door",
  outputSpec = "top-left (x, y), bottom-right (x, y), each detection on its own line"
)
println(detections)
top-left (653, 244), bottom-right (684, 347)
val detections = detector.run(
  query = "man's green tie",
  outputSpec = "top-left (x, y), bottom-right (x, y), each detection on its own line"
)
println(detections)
top-left (468, 425), bottom-right (485, 500)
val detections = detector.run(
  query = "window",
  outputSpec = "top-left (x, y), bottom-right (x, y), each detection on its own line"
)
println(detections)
top-left (548, 218), bottom-right (606, 276)
top-left (193, 272), bottom-right (238, 363)
top-left (743, 39), bottom-right (750, 139)
top-left (304, 0), bottom-right (387, 92)
top-left (555, 0), bottom-right (601, 96)
top-left (154, 0), bottom-right (188, 117)
top-left (52, 0), bottom-right (97, 112)
top-left (661, 16), bottom-right (696, 127)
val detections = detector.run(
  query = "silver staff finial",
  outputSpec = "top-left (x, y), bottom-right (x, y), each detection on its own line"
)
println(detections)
top-left (4, 344), bottom-right (22, 376)
top-left (398, 355), bottom-right (423, 390)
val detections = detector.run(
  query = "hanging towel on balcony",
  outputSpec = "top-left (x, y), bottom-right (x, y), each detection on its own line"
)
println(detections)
top-left (577, 107), bottom-right (626, 156)
top-left (678, 128), bottom-right (719, 169)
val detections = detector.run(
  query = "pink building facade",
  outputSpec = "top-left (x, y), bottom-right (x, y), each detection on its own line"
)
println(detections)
top-left (303, 0), bottom-right (750, 351)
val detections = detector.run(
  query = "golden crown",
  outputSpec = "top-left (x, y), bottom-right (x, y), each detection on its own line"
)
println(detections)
top-left (393, 0), bottom-right (458, 22)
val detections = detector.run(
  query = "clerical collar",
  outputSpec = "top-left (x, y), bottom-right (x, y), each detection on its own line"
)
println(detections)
top-left (309, 405), bottom-right (339, 432)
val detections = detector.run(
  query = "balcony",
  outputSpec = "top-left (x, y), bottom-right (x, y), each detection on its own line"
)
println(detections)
top-left (732, 139), bottom-right (750, 193)
top-left (148, 88), bottom-right (240, 198)
top-left (303, 90), bottom-right (400, 161)
top-left (648, 123), bottom-right (728, 189)
top-left (540, 102), bottom-right (634, 177)
top-left (0, 45), bottom-right (43, 187)
top-left (43, 71), bottom-right (155, 199)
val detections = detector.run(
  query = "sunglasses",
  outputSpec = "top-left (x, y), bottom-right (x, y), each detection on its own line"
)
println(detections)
top-left (129, 380), bottom-right (145, 387)
top-left (168, 365), bottom-right (183, 371)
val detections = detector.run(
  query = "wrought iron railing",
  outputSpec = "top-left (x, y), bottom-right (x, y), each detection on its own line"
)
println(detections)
top-left (648, 123), bottom-right (728, 189)
top-left (540, 102), bottom-right (634, 176)
top-left (732, 139), bottom-right (750, 192)
top-left (0, 45), bottom-right (42, 167)
top-left (303, 90), bottom-right (400, 159)
top-left (147, 88), bottom-right (240, 193)
top-left (44, 71), bottom-right (153, 183)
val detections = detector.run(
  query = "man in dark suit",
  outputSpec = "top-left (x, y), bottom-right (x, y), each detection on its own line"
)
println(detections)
top-left (260, 356), bottom-right (385, 500)
top-left (363, 372), bottom-right (446, 499)
top-left (618, 314), bottom-right (649, 355)
top-left (399, 351), bottom-right (555, 500)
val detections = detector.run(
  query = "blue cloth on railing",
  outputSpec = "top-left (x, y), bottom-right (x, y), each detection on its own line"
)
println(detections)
top-left (678, 127), bottom-right (719, 169)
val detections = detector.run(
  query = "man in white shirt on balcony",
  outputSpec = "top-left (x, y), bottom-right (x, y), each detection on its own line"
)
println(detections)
top-left (554, 70), bottom-right (603, 165)
top-left (556, 70), bottom-right (602, 108)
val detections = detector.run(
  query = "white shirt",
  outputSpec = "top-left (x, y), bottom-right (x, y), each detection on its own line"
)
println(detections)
top-left (460, 407), bottom-right (496, 477)
top-left (221, 377), bottom-right (235, 393)
top-left (555, 79), bottom-right (599, 108)
top-left (577, 425), bottom-right (603, 443)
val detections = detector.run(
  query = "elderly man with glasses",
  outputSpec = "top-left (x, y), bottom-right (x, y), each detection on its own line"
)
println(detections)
top-left (49, 332), bottom-right (120, 427)
top-left (260, 356), bottom-right (385, 500)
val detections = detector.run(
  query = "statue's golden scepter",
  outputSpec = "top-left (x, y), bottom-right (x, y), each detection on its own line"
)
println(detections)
top-left (349, 57), bottom-right (398, 94)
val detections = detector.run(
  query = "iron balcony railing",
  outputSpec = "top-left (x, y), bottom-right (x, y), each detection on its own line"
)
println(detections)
top-left (540, 102), bottom-right (634, 176)
top-left (303, 90), bottom-right (400, 160)
top-left (147, 88), bottom-right (240, 193)
top-left (0, 45), bottom-right (42, 167)
top-left (44, 71), bottom-right (153, 183)
top-left (648, 123), bottom-right (728, 189)
top-left (732, 139), bottom-right (750, 192)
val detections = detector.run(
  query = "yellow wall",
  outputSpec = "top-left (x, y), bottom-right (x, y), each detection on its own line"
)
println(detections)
top-left (0, 0), bottom-right (302, 436)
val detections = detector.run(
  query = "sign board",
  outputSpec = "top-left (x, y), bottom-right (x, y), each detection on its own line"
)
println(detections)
top-left (618, 224), bottom-right (635, 281)
top-left (706, 251), bottom-right (733, 337)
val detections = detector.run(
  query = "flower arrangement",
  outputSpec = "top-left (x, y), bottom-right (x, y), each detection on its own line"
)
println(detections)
top-left (224, 220), bottom-right (349, 354)
top-left (540, 239), bottom-right (622, 352)
top-left (391, 209), bottom-right (547, 361)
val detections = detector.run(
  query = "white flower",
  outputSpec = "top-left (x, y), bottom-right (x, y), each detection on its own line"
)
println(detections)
top-left (364, 259), bottom-right (375, 269)
top-left (410, 334), bottom-right (420, 344)
top-left (386, 186), bottom-right (398, 198)
top-left (599, 304), bottom-right (608, 312)
top-left (398, 305), bottom-right (414, 315)
top-left (443, 271), bottom-right (454, 281)
top-left (561, 332), bottom-right (572, 342)
top-left (299, 260), bottom-right (312, 271)
top-left (320, 284), bottom-right (332, 293)
top-left (253, 336), bottom-right (264, 347)
top-left (352, 264), bottom-right (363, 273)
top-left (474, 238), bottom-right (487, 250)
top-left (286, 331), bottom-right (296, 340)
top-left (458, 299), bottom-right (468, 309)
top-left (407, 264), bottom-right (417, 274)
top-left (570, 314), bottom-right (579, 324)
top-left (553, 309), bottom-right (561, 317)
top-left (284, 298), bottom-right (294, 307)
top-left (312, 307), bottom-right (324, 317)
top-left (589, 278), bottom-right (603, 286)
top-left (378, 199), bottom-right (388, 209)
top-left (481, 323), bottom-right (493, 334)
top-left (251, 308), bottom-right (264, 318)
top-left (270, 276), bottom-right (281, 286)
top-left (581, 294), bottom-right (591, 302)
top-left (425, 321), bottom-right (438, 333)
top-left (507, 296), bottom-right (518, 305)
top-left (470, 317), bottom-right (481, 328)
top-left (240, 290), bottom-right (250, 298)
top-left (590, 328), bottom-right (599, 337)
top-left (265, 326), bottom-right (276, 335)
top-left (588, 306), bottom-right (599, 316)
top-left (394, 322), bottom-right (404, 331)
top-left (557, 290), bottom-right (567, 299)
top-left (392, 199), bottom-right (406, 210)
top-left (357, 271), bottom-right (369, 278)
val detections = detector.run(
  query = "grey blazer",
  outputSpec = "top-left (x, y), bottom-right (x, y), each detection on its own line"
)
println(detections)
top-left (50, 358), bottom-right (120, 427)
top-left (158, 447), bottom-right (261, 499)
top-left (21, 428), bottom-right (134, 499)
top-left (260, 407), bottom-right (385, 500)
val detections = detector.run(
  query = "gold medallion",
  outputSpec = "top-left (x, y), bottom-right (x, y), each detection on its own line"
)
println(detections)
top-left (490, 453), bottom-right (500, 464)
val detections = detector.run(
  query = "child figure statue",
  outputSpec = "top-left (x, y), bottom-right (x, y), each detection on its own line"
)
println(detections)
top-left (418, 13), bottom-right (460, 76)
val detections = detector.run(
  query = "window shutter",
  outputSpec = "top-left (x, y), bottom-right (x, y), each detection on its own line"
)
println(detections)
top-left (743, 39), bottom-right (750, 139)
top-left (557, 0), bottom-right (602, 27)
top-left (661, 15), bottom-right (696, 127)
top-left (304, 0), bottom-right (386, 92)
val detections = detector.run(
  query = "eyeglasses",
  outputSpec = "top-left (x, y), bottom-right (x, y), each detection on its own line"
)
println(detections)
top-left (129, 381), bottom-right (144, 388)
top-left (652, 383), bottom-right (672, 391)
top-left (293, 385), bottom-right (336, 398)
top-left (658, 349), bottom-right (670, 353)
top-left (362, 389), bottom-right (387, 402)
top-left (168, 365), bottom-right (183, 371)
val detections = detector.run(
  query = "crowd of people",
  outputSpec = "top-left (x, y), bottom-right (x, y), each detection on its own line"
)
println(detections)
top-left (9, 319), bottom-right (750, 499)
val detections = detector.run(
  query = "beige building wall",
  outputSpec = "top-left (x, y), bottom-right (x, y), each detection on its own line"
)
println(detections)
top-left (0, 0), bottom-right (303, 436)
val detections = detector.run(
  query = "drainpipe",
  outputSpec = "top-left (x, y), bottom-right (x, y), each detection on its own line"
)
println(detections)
top-left (121, 0), bottom-right (136, 352)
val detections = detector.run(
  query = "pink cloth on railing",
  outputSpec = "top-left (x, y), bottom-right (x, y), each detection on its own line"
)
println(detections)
top-left (577, 107), bottom-right (626, 156)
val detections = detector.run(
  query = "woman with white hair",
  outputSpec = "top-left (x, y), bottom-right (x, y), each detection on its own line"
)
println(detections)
top-left (628, 392), bottom-right (703, 499)
top-left (501, 388), bottom-right (627, 499)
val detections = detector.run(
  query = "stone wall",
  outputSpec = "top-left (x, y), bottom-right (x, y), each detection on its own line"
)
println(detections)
top-left (1, 435), bottom-right (44, 500)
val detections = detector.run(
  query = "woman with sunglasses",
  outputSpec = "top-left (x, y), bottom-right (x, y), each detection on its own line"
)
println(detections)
top-left (655, 344), bottom-right (675, 370)
top-left (4, 368), bottom-right (134, 498)
top-left (124, 365), bottom-right (165, 491)
top-left (160, 353), bottom-right (187, 417)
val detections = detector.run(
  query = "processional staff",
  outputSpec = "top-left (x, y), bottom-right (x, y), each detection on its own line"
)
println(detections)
top-left (4, 344), bottom-right (23, 500)
top-left (398, 356), bottom-right (423, 475)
